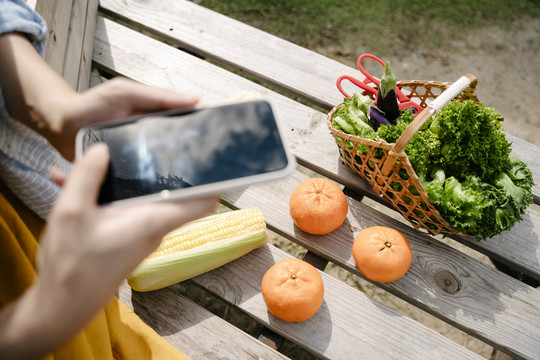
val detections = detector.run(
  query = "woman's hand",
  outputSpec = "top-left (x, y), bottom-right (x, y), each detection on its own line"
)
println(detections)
top-left (40, 143), bottom-right (218, 341)
top-left (0, 144), bottom-right (217, 358)
top-left (0, 32), bottom-right (197, 161)
top-left (53, 78), bottom-right (199, 160)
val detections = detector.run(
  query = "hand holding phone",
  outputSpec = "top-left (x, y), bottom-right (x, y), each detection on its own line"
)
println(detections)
top-left (75, 100), bottom-right (295, 206)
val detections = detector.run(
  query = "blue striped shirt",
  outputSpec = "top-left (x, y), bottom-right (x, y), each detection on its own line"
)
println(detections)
top-left (0, 0), bottom-right (71, 219)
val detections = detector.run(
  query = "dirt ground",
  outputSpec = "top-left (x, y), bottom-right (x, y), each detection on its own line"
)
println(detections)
top-left (318, 18), bottom-right (540, 148)
top-left (397, 19), bottom-right (540, 149)
top-left (274, 18), bottom-right (540, 359)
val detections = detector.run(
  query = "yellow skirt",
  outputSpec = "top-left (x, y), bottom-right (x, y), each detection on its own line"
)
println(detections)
top-left (0, 184), bottom-right (188, 360)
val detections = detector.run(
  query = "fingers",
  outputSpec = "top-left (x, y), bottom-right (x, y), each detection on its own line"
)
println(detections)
top-left (154, 196), bottom-right (219, 232)
top-left (109, 77), bottom-right (199, 114)
top-left (101, 196), bottom-right (218, 261)
top-left (59, 143), bottom-right (110, 208)
top-left (50, 168), bottom-right (67, 187)
top-left (120, 196), bottom-right (219, 244)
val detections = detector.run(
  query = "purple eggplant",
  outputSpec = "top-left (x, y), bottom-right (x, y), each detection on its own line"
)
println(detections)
top-left (376, 61), bottom-right (400, 124)
top-left (369, 106), bottom-right (390, 130)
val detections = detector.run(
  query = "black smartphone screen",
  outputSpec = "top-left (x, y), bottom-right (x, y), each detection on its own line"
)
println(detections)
top-left (80, 101), bottom-right (290, 204)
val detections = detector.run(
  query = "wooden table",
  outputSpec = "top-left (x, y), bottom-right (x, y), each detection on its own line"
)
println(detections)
top-left (36, 1), bottom-right (540, 359)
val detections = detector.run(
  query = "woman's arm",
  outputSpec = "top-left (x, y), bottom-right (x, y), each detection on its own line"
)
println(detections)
top-left (0, 31), bottom-right (217, 358)
top-left (0, 32), bottom-right (74, 148)
top-left (0, 32), bottom-right (198, 160)
top-left (0, 144), bottom-right (217, 359)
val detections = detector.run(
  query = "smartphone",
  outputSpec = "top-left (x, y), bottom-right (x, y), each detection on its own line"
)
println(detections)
top-left (75, 100), bottom-right (295, 206)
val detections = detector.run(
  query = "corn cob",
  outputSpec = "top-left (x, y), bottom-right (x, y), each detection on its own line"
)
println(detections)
top-left (128, 208), bottom-right (268, 292)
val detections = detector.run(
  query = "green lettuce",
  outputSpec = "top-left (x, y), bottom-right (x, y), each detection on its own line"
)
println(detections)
top-left (332, 93), bottom-right (375, 138)
top-left (331, 97), bottom-right (534, 239)
top-left (429, 100), bottom-right (510, 182)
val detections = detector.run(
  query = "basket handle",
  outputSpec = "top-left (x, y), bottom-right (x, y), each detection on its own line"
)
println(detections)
top-left (380, 74), bottom-right (478, 176)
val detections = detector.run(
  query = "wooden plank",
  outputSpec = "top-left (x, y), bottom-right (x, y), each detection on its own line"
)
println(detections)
top-left (34, 0), bottom-right (97, 90)
top-left (76, 0), bottom-right (98, 91)
top-left (91, 100), bottom-right (538, 360)
top-left (35, 0), bottom-right (73, 75)
top-left (118, 281), bottom-right (290, 360)
top-left (185, 244), bottom-right (483, 360)
top-left (219, 170), bottom-right (540, 360)
top-left (99, 0), bottom-right (540, 203)
top-left (90, 18), bottom-right (361, 186)
top-left (89, 71), bottom-right (539, 358)
top-left (62, 0), bottom-right (98, 91)
top-left (99, 0), bottom-right (357, 110)
top-left (91, 17), bottom-right (540, 280)
top-left (90, 16), bottom-right (540, 358)
top-left (61, 0), bottom-right (86, 89)
top-left (88, 21), bottom-right (540, 352)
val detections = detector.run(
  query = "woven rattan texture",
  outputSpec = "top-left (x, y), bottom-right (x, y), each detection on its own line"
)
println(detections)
top-left (327, 80), bottom-right (479, 236)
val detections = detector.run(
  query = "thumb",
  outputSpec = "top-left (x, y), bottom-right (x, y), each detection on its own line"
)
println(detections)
top-left (59, 143), bottom-right (110, 207)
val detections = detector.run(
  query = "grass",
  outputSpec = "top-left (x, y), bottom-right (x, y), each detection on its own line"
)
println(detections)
top-left (193, 0), bottom-right (540, 56)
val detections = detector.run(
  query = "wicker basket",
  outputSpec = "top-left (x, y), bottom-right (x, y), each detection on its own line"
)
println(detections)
top-left (327, 79), bottom-right (480, 236)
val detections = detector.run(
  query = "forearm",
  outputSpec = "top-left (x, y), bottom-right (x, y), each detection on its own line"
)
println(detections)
top-left (0, 32), bottom-right (77, 151)
top-left (0, 280), bottom-right (94, 359)
top-left (0, 32), bottom-right (200, 161)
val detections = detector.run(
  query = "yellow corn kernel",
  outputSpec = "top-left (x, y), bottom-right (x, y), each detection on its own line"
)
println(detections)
top-left (128, 208), bottom-right (268, 292)
top-left (148, 208), bottom-right (266, 258)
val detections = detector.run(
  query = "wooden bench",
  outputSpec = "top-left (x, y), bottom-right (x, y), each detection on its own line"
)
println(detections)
top-left (34, 1), bottom-right (540, 359)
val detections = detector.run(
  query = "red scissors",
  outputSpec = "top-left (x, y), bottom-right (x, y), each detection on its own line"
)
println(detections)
top-left (336, 53), bottom-right (423, 116)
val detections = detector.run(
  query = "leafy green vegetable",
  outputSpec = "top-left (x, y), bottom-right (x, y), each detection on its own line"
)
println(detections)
top-left (495, 167), bottom-right (533, 215)
top-left (332, 94), bottom-right (375, 138)
top-left (331, 96), bottom-right (534, 239)
top-left (332, 93), bottom-right (377, 154)
top-left (429, 100), bottom-right (510, 182)
top-left (352, 92), bottom-right (373, 115)
top-left (422, 171), bottom-right (495, 239)
top-left (506, 156), bottom-right (534, 191)
top-left (377, 109), bottom-right (439, 181)
top-left (419, 102), bottom-right (532, 239)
